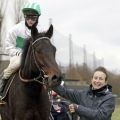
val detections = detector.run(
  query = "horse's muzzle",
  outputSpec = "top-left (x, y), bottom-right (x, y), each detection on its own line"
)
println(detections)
top-left (48, 75), bottom-right (62, 88)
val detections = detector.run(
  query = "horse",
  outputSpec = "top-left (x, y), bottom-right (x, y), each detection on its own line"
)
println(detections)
top-left (0, 24), bottom-right (62, 120)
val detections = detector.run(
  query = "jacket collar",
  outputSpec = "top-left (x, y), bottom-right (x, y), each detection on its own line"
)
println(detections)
top-left (88, 84), bottom-right (112, 97)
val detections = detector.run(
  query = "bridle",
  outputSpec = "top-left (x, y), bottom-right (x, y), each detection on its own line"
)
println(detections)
top-left (19, 37), bottom-right (51, 85)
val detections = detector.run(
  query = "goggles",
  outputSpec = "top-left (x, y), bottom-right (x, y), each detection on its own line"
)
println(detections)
top-left (24, 15), bottom-right (38, 21)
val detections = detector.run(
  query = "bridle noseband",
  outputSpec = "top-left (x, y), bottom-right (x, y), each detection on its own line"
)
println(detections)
top-left (19, 37), bottom-right (50, 85)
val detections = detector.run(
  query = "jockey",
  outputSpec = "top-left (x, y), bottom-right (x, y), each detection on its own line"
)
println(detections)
top-left (0, 2), bottom-right (41, 97)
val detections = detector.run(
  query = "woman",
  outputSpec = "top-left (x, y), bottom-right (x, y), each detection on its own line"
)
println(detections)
top-left (52, 66), bottom-right (115, 120)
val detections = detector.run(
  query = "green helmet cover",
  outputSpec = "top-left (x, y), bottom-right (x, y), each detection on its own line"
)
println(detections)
top-left (22, 2), bottom-right (41, 16)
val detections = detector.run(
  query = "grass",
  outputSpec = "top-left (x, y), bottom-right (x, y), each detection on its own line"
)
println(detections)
top-left (112, 104), bottom-right (120, 120)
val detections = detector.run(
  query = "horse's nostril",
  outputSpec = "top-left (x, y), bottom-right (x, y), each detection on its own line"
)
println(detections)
top-left (52, 75), bottom-right (62, 82)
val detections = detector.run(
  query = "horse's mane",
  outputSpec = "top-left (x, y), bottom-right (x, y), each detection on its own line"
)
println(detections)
top-left (20, 38), bottom-right (30, 69)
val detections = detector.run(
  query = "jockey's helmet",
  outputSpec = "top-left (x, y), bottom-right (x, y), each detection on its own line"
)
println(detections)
top-left (22, 2), bottom-right (41, 16)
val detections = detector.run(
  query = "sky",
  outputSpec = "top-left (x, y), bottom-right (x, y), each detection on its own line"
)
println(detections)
top-left (38, 0), bottom-right (120, 73)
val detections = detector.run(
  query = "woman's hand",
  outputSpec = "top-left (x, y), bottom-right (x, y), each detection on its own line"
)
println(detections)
top-left (69, 104), bottom-right (78, 113)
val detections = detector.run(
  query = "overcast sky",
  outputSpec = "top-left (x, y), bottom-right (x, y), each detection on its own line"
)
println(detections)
top-left (38, 0), bottom-right (120, 73)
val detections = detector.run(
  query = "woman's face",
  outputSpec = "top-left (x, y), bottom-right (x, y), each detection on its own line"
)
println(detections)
top-left (91, 71), bottom-right (107, 90)
top-left (24, 15), bottom-right (38, 27)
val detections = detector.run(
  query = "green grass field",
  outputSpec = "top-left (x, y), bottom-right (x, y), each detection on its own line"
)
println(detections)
top-left (112, 105), bottom-right (120, 120)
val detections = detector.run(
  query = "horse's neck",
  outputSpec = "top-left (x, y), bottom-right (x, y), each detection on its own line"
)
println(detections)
top-left (23, 82), bottom-right (42, 95)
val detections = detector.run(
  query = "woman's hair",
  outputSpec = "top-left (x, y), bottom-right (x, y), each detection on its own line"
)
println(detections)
top-left (93, 66), bottom-right (108, 81)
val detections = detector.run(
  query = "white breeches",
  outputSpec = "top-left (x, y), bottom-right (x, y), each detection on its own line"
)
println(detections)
top-left (3, 56), bottom-right (21, 79)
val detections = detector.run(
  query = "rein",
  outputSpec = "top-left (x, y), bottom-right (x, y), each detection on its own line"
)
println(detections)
top-left (19, 70), bottom-right (48, 84)
top-left (19, 37), bottom-right (50, 85)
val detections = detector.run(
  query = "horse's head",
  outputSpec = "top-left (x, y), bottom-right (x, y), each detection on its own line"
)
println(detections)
top-left (20, 25), bottom-right (62, 87)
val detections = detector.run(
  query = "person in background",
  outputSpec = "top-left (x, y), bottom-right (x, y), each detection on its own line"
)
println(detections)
top-left (52, 66), bottom-right (115, 120)
top-left (51, 90), bottom-right (70, 120)
top-left (0, 2), bottom-right (42, 98)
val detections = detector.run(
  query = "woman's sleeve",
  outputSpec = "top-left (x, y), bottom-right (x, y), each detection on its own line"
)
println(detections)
top-left (53, 85), bottom-right (83, 104)
top-left (76, 95), bottom-right (115, 120)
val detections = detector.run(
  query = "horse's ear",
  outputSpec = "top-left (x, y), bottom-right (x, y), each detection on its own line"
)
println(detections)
top-left (31, 27), bottom-right (38, 40)
top-left (45, 24), bottom-right (53, 38)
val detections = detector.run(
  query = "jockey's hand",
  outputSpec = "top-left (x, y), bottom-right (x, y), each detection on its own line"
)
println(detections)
top-left (69, 104), bottom-right (78, 113)
top-left (16, 52), bottom-right (22, 56)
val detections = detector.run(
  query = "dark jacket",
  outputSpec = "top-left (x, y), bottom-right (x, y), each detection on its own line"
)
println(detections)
top-left (53, 85), bottom-right (115, 120)
top-left (51, 101), bottom-right (70, 120)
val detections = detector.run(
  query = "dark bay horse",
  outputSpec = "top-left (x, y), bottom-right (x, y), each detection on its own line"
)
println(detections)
top-left (0, 25), bottom-right (61, 120)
